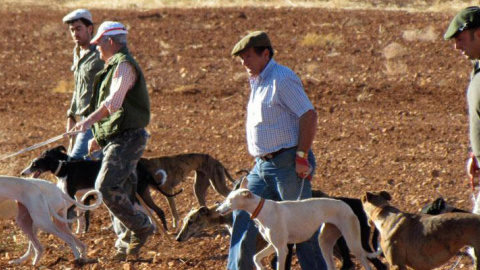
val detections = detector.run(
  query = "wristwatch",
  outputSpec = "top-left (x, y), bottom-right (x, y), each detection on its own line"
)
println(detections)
top-left (296, 151), bottom-right (306, 158)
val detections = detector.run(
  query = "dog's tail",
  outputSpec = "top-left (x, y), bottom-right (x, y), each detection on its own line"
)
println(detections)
top-left (48, 203), bottom-right (82, 223)
top-left (224, 167), bottom-right (236, 183)
top-left (61, 190), bottom-right (103, 211)
top-left (366, 247), bottom-right (383, 259)
top-left (154, 185), bottom-right (183, 198)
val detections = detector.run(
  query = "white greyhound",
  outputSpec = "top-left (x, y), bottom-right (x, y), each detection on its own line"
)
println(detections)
top-left (216, 188), bottom-right (379, 270)
top-left (0, 176), bottom-right (102, 265)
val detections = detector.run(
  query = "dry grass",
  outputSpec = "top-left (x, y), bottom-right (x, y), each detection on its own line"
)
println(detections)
top-left (383, 42), bottom-right (407, 60)
top-left (1, 0), bottom-right (479, 12)
top-left (383, 43), bottom-right (409, 76)
top-left (52, 80), bottom-right (74, 94)
top-left (384, 60), bottom-right (409, 76)
top-left (301, 33), bottom-right (343, 48)
top-left (403, 26), bottom-right (438, 42)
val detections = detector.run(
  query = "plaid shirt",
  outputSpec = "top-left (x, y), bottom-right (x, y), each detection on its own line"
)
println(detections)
top-left (246, 59), bottom-right (314, 157)
top-left (101, 61), bottom-right (137, 114)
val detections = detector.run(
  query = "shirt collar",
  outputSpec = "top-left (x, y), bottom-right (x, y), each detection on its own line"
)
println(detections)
top-left (75, 44), bottom-right (96, 57)
top-left (258, 58), bottom-right (276, 80)
top-left (250, 59), bottom-right (276, 84)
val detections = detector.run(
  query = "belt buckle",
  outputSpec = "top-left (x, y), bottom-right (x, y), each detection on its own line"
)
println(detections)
top-left (261, 153), bottom-right (273, 161)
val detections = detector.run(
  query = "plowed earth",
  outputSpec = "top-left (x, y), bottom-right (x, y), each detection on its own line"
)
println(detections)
top-left (0, 5), bottom-right (475, 270)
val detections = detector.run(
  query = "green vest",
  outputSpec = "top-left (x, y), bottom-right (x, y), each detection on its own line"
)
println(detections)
top-left (90, 47), bottom-right (150, 147)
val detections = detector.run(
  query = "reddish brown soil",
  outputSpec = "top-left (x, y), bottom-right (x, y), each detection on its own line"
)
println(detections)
top-left (0, 6), bottom-right (475, 269)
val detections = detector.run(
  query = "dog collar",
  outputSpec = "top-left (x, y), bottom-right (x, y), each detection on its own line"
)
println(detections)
top-left (53, 160), bottom-right (64, 176)
top-left (250, 198), bottom-right (265, 220)
top-left (370, 205), bottom-right (387, 220)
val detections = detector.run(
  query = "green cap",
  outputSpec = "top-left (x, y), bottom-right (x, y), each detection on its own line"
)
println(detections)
top-left (444, 6), bottom-right (480, 40)
top-left (231, 31), bottom-right (272, 56)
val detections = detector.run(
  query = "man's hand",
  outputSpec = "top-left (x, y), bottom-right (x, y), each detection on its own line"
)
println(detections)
top-left (66, 116), bottom-right (76, 133)
top-left (468, 152), bottom-right (480, 181)
top-left (73, 118), bottom-right (93, 133)
top-left (88, 138), bottom-right (101, 157)
top-left (295, 156), bottom-right (312, 180)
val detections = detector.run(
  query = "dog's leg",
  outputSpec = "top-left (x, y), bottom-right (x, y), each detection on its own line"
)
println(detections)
top-left (211, 165), bottom-right (233, 197)
top-left (253, 243), bottom-right (276, 270)
top-left (82, 194), bottom-right (95, 233)
top-left (53, 218), bottom-right (87, 258)
top-left (10, 242), bottom-right (35, 265)
top-left (335, 237), bottom-right (355, 270)
top-left (166, 196), bottom-right (179, 229)
top-left (38, 219), bottom-right (83, 262)
top-left (320, 223), bottom-right (342, 270)
top-left (140, 186), bottom-right (168, 231)
top-left (28, 196), bottom-right (84, 262)
top-left (13, 203), bottom-right (44, 266)
top-left (339, 217), bottom-right (373, 270)
top-left (193, 171), bottom-right (209, 206)
top-left (474, 247), bottom-right (479, 270)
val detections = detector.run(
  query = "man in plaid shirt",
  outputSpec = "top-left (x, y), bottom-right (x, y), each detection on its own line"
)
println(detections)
top-left (227, 31), bottom-right (326, 270)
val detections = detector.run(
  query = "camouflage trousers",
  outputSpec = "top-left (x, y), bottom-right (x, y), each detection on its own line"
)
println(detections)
top-left (95, 128), bottom-right (152, 251)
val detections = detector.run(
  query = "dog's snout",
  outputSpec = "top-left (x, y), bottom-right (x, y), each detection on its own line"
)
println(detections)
top-left (20, 167), bottom-right (32, 176)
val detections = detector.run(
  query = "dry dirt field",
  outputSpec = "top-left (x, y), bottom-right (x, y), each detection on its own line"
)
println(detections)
top-left (0, 4), bottom-right (477, 269)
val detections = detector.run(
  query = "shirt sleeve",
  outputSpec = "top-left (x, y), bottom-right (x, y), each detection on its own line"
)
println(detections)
top-left (102, 61), bottom-right (137, 114)
top-left (277, 71), bottom-right (314, 117)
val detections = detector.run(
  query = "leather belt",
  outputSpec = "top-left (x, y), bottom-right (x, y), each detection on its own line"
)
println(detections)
top-left (259, 147), bottom-right (296, 161)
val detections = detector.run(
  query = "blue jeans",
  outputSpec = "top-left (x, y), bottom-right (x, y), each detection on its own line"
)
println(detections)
top-left (227, 148), bottom-right (326, 270)
top-left (70, 126), bottom-right (103, 160)
top-left (69, 128), bottom-right (93, 159)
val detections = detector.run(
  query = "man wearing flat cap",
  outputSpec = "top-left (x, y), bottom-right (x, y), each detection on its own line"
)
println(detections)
top-left (73, 21), bottom-right (153, 261)
top-left (445, 7), bottom-right (480, 194)
top-left (63, 9), bottom-right (104, 160)
top-left (228, 31), bottom-right (326, 269)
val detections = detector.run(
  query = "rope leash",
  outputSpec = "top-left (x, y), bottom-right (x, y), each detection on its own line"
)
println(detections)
top-left (0, 130), bottom-right (84, 161)
top-left (135, 193), bottom-right (173, 244)
top-left (296, 166), bottom-right (312, 201)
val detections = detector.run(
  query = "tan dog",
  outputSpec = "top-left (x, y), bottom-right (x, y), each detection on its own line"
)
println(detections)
top-left (139, 153), bottom-right (235, 228)
top-left (362, 191), bottom-right (480, 270)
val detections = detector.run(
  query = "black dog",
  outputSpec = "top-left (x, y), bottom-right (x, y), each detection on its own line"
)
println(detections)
top-left (421, 197), bottom-right (469, 215)
top-left (21, 145), bottom-right (179, 232)
top-left (311, 190), bottom-right (386, 270)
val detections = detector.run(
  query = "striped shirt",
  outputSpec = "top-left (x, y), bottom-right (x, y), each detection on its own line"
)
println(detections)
top-left (101, 61), bottom-right (137, 114)
top-left (246, 59), bottom-right (314, 157)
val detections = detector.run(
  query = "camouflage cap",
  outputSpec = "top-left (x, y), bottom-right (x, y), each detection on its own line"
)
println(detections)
top-left (444, 6), bottom-right (480, 40)
top-left (231, 31), bottom-right (272, 56)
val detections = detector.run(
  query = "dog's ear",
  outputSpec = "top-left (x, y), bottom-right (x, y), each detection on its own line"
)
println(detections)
top-left (240, 176), bottom-right (249, 190)
top-left (362, 192), bottom-right (372, 203)
top-left (240, 190), bottom-right (252, 198)
top-left (379, 191), bottom-right (391, 201)
top-left (199, 206), bottom-right (209, 216)
top-left (54, 145), bottom-right (67, 153)
top-left (433, 198), bottom-right (446, 210)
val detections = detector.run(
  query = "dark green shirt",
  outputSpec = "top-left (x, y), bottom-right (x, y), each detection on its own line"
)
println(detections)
top-left (468, 60), bottom-right (480, 159)
top-left (67, 45), bottom-right (104, 118)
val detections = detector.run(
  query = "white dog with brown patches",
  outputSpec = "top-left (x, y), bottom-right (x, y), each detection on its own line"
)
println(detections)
top-left (216, 188), bottom-right (378, 270)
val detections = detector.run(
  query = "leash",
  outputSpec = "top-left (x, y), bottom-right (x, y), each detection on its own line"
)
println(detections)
top-left (0, 130), bottom-right (84, 161)
top-left (134, 192), bottom-right (173, 245)
top-left (447, 253), bottom-right (463, 270)
top-left (296, 167), bottom-right (312, 201)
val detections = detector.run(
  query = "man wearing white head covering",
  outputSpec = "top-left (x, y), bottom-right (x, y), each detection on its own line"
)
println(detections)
top-left (73, 21), bottom-right (153, 261)
top-left (63, 9), bottom-right (104, 159)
